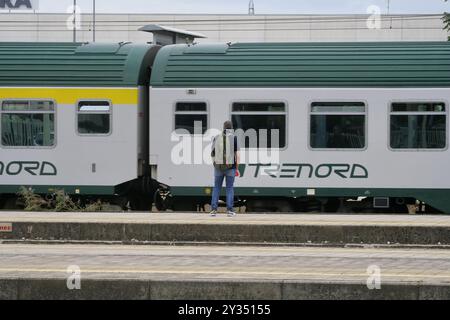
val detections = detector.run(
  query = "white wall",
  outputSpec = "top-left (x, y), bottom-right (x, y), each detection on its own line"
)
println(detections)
top-left (0, 13), bottom-right (448, 43)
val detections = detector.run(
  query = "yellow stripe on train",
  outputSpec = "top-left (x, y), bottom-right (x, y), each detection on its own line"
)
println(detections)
top-left (0, 88), bottom-right (139, 105)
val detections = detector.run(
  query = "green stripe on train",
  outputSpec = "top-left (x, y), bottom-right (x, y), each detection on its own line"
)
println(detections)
top-left (0, 185), bottom-right (115, 195)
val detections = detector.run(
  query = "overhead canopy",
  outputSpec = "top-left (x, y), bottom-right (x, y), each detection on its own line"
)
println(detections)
top-left (0, 42), bottom-right (160, 87)
top-left (150, 41), bottom-right (450, 87)
top-left (139, 25), bottom-right (207, 46)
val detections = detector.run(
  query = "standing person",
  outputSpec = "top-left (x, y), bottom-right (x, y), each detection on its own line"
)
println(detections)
top-left (210, 121), bottom-right (240, 217)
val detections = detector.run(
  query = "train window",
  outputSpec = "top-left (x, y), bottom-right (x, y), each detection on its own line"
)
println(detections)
top-left (390, 102), bottom-right (446, 149)
top-left (231, 102), bottom-right (287, 148)
top-left (1, 100), bottom-right (55, 147)
top-left (310, 102), bottom-right (366, 149)
top-left (77, 101), bottom-right (111, 135)
top-left (174, 102), bottom-right (208, 134)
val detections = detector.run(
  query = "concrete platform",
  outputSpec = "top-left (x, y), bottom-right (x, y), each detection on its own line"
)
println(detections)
top-left (0, 212), bottom-right (450, 246)
top-left (0, 244), bottom-right (449, 300)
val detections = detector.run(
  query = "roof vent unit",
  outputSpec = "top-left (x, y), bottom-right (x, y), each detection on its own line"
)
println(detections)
top-left (139, 24), bottom-right (207, 46)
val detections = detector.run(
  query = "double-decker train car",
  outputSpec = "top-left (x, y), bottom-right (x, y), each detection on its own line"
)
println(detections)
top-left (1, 41), bottom-right (450, 213)
top-left (149, 42), bottom-right (450, 213)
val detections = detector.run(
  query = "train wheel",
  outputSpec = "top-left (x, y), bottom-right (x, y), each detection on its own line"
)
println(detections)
top-left (117, 197), bottom-right (130, 211)
top-left (171, 198), bottom-right (199, 212)
top-left (246, 199), bottom-right (294, 213)
top-left (274, 201), bottom-right (294, 213)
top-left (323, 198), bottom-right (341, 212)
top-left (2, 197), bottom-right (23, 210)
top-left (129, 196), bottom-right (153, 212)
top-left (154, 188), bottom-right (173, 211)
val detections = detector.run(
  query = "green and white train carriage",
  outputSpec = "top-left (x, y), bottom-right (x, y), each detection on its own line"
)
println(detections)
top-left (0, 42), bottom-right (161, 209)
top-left (149, 41), bottom-right (450, 213)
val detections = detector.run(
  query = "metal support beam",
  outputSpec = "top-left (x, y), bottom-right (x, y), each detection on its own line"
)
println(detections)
top-left (93, 0), bottom-right (96, 42)
top-left (73, 0), bottom-right (77, 42)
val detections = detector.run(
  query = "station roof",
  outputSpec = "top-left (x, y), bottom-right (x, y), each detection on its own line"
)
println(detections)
top-left (0, 42), bottom-right (160, 87)
top-left (150, 42), bottom-right (450, 87)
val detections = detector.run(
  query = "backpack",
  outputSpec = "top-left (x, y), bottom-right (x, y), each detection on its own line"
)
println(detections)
top-left (212, 132), bottom-right (235, 171)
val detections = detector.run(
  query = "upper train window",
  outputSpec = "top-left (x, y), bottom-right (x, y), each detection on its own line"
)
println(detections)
top-left (174, 102), bottom-right (208, 135)
top-left (231, 102), bottom-right (286, 149)
top-left (1, 100), bottom-right (55, 147)
top-left (390, 102), bottom-right (446, 149)
top-left (77, 101), bottom-right (111, 135)
top-left (310, 102), bottom-right (366, 149)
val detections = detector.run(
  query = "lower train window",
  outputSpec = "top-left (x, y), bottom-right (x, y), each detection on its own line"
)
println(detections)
top-left (310, 102), bottom-right (366, 149)
top-left (231, 102), bottom-right (286, 148)
top-left (1, 100), bottom-right (55, 147)
top-left (77, 101), bottom-right (111, 135)
top-left (174, 102), bottom-right (208, 134)
top-left (390, 102), bottom-right (446, 149)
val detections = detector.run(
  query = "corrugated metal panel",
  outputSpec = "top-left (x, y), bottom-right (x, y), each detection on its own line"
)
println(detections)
top-left (0, 42), bottom-right (160, 87)
top-left (150, 42), bottom-right (450, 87)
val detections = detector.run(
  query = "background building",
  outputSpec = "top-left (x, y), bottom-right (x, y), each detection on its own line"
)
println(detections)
top-left (0, 13), bottom-right (448, 43)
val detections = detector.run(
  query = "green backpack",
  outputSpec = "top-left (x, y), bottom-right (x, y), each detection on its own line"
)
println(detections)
top-left (212, 133), bottom-right (235, 171)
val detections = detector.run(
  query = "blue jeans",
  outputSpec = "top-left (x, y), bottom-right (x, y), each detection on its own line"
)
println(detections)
top-left (211, 168), bottom-right (235, 211)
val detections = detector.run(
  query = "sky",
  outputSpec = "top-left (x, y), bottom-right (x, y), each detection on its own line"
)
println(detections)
top-left (17, 0), bottom-right (450, 14)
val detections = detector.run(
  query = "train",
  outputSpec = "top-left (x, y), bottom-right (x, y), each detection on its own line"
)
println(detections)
top-left (1, 41), bottom-right (449, 213)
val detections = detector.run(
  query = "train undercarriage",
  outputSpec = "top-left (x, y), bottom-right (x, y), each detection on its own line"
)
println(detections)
top-left (160, 194), bottom-right (439, 214)
top-left (0, 177), bottom-right (443, 214)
